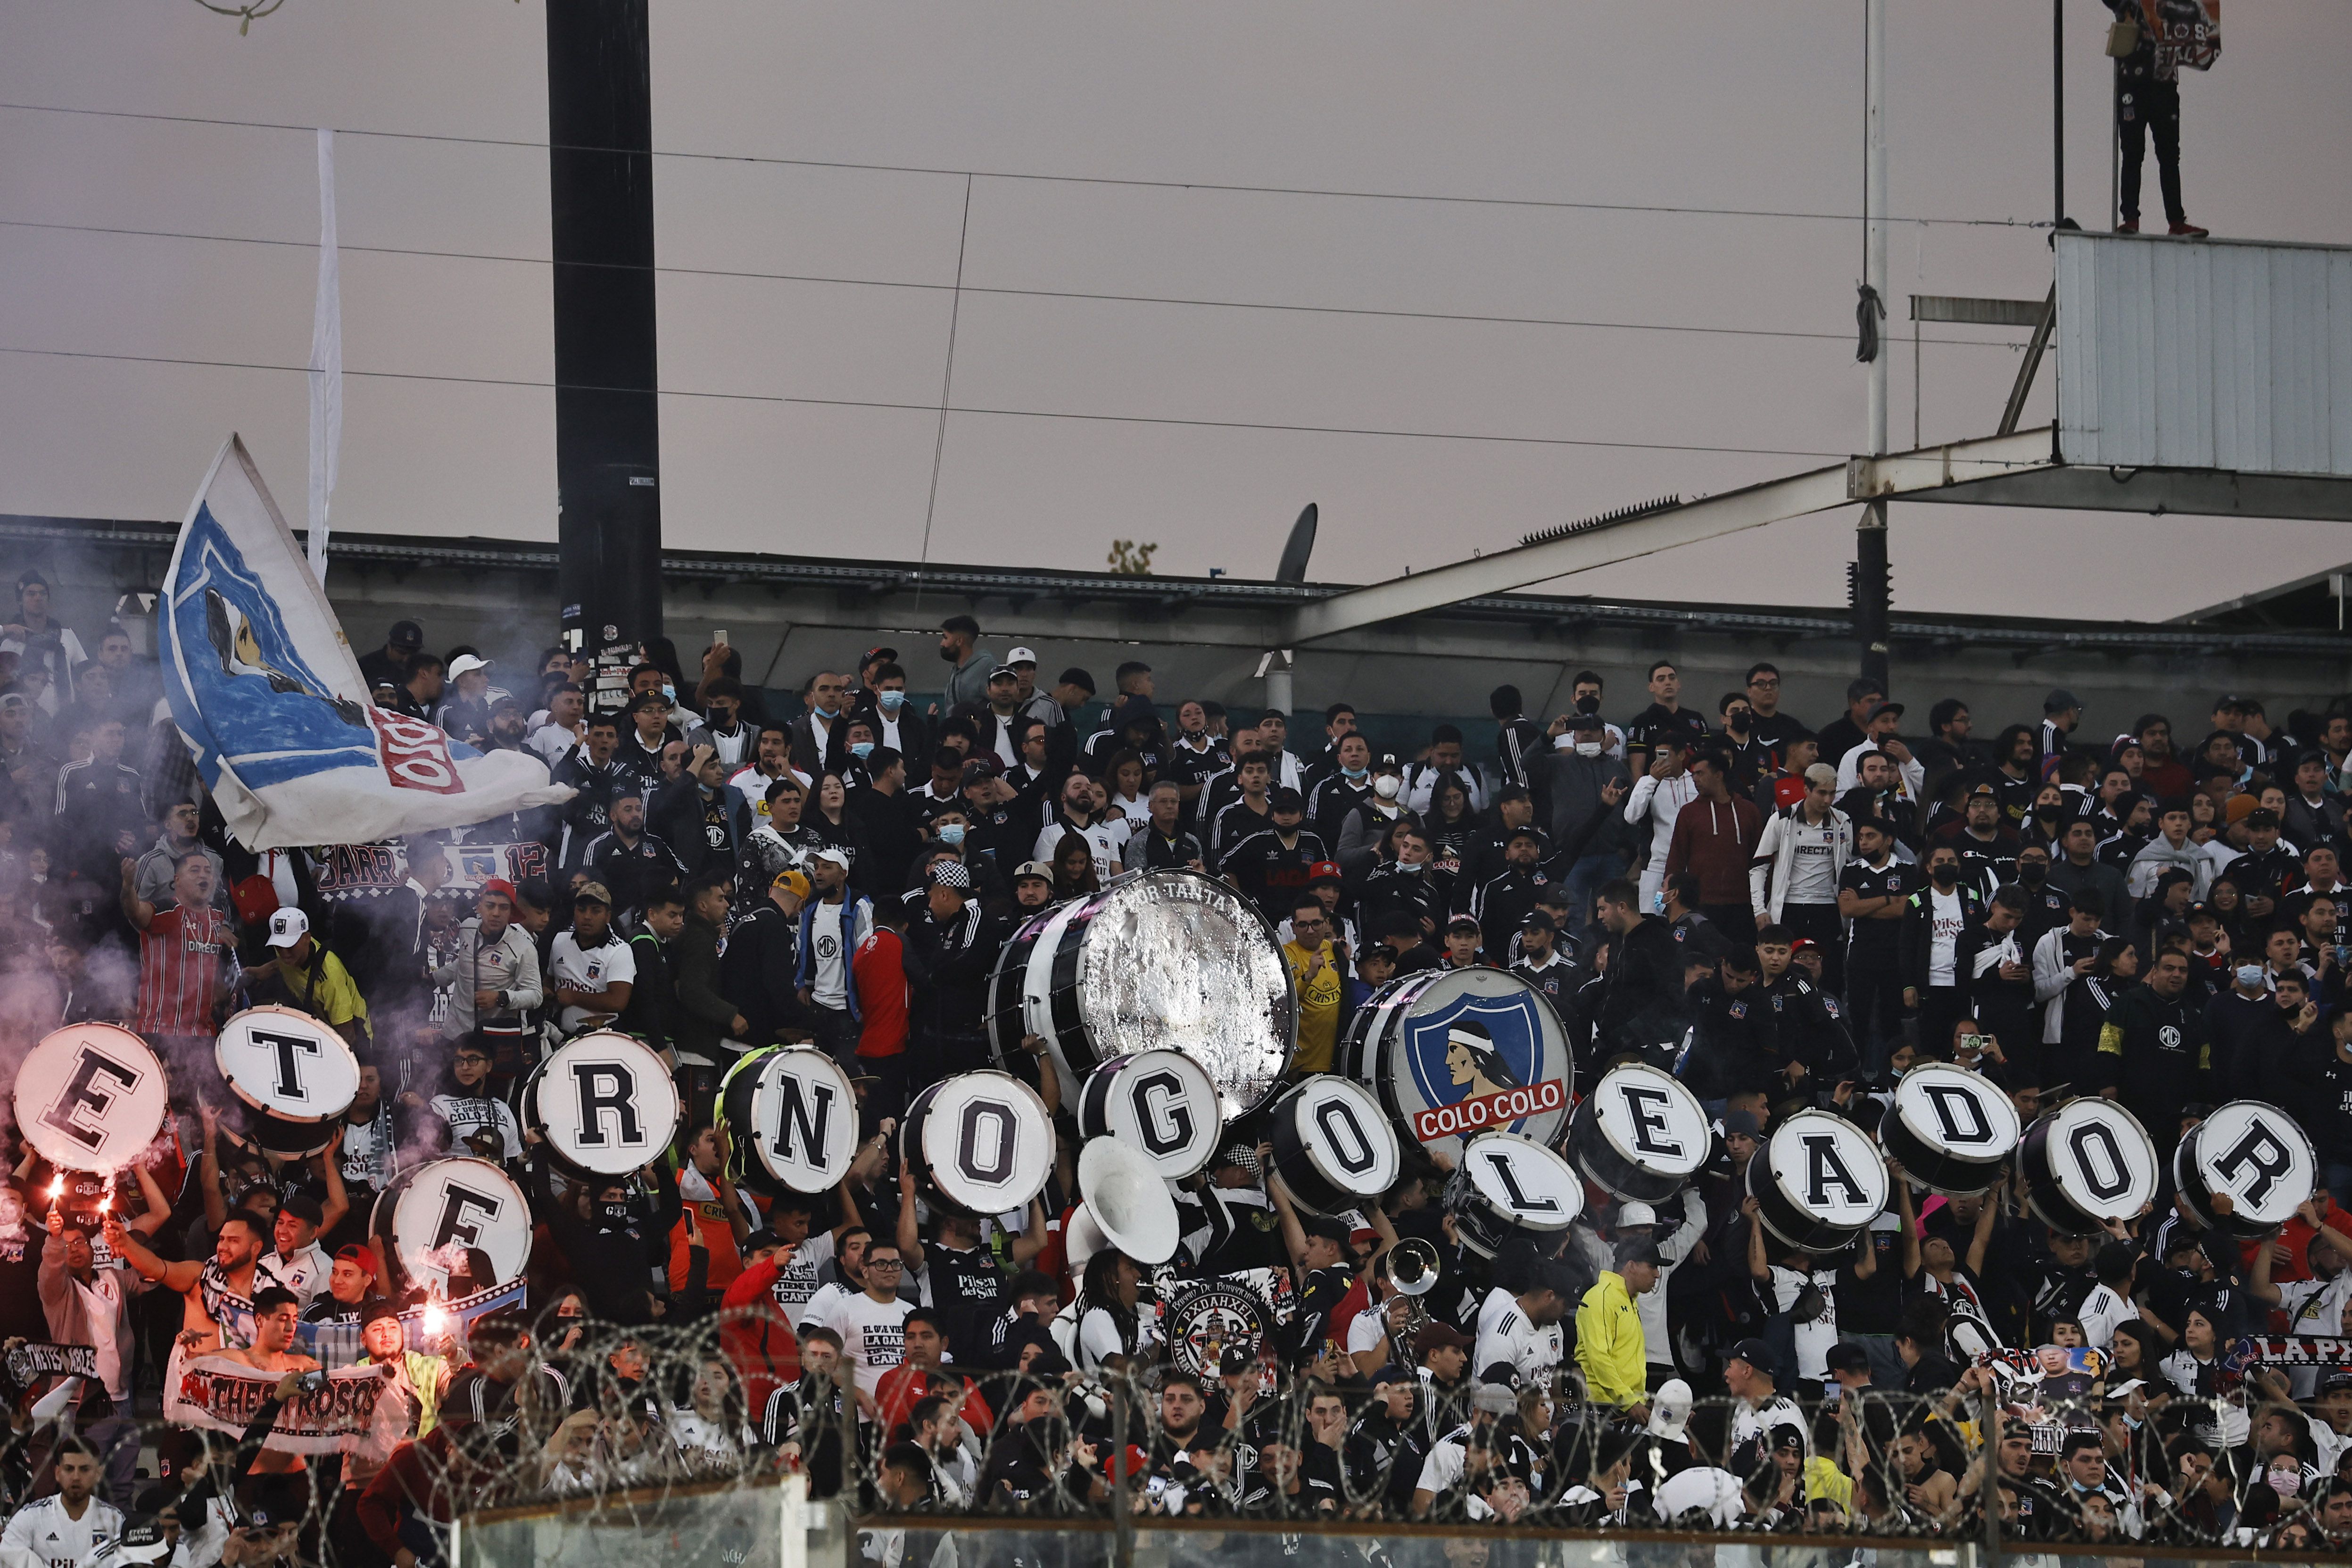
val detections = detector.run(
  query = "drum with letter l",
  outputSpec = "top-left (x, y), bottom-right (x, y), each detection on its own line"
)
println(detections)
top-left (719, 1046), bottom-right (860, 1195)
top-left (902, 1070), bottom-right (1053, 1216)
top-left (15, 1025), bottom-right (169, 1174)
top-left (1342, 967), bottom-right (1573, 1158)
top-left (1880, 1064), bottom-right (2022, 1196)
top-left (372, 1156), bottom-right (532, 1294)
top-left (1077, 1050), bottom-right (1222, 1180)
top-left (2019, 1098), bottom-right (2159, 1237)
top-left (522, 1031), bottom-right (682, 1181)
top-left (1444, 1131), bottom-right (1584, 1258)
top-left (1566, 1063), bottom-right (1710, 1203)
top-left (1746, 1110), bottom-right (1890, 1253)
top-left (2173, 1100), bottom-right (2315, 1239)
top-left (214, 1005), bottom-right (360, 1158)
top-left (1266, 1078), bottom-right (1401, 1215)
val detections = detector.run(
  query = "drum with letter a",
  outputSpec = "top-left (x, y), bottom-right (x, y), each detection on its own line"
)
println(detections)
top-left (1565, 1063), bottom-right (1711, 1203)
top-left (2020, 1098), bottom-right (2159, 1237)
top-left (1444, 1131), bottom-right (1585, 1258)
top-left (902, 1070), bottom-right (1053, 1217)
top-left (14, 1024), bottom-right (169, 1174)
top-left (1880, 1064), bottom-right (2023, 1196)
top-left (719, 1045), bottom-right (860, 1195)
top-left (214, 1005), bottom-right (361, 1158)
top-left (1077, 1050), bottom-right (1222, 1180)
top-left (372, 1156), bottom-right (531, 1294)
top-left (522, 1031), bottom-right (682, 1181)
top-left (2173, 1100), bottom-right (2315, 1239)
top-left (1746, 1109), bottom-right (1890, 1253)
top-left (1266, 1078), bottom-right (1401, 1215)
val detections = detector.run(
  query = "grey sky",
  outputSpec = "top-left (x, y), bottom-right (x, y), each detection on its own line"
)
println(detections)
top-left (3, 1), bottom-right (2348, 622)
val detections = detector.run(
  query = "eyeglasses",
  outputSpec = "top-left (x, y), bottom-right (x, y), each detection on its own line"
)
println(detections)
top-left (867, 1258), bottom-right (903, 1269)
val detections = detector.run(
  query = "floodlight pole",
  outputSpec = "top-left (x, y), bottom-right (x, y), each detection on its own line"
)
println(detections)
top-left (1855, 0), bottom-right (1892, 691)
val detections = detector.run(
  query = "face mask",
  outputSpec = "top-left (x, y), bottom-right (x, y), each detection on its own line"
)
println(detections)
top-left (1930, 863), bottom-right (1960, 887)
top-left (2018, 862), bottom-right (2047, 887)
top-left (2036, 805), bottom-right (2062, 822)
top-left (938, 824), bottom-right (966, 846)
top-left (1342, 766), bottom-right (1367, 782)
top-left (2270, 1468), bottom-right (2302, 1499)
top-left (851, 741), bottom-right (875, 760)
top-left (1397, 860), bottom-right (1423, 873)
top-left (1576, 741), bottom-right (1604, 758)
top-left (878, 690), bottom-right (907, 713)
top-left (661, 682), bottom-right (676, 704)
top-left (598, 1203), bottom-right (632, 1230)
top-left (2237, 963), bottom-right (2266, 988)
top-left (817, 703), bottom-right (840, 720)
top-left (1372, 776), bottom-right (1401, 801)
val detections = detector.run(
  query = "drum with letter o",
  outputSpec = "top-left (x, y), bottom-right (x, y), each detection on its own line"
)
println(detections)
top-left (15, 1024), bottom-right (169, 1174)
top-left (2020, 1098), bottom-right (2159, 1237)
top-left (719, 1045), bottom-right (860, 1195)
top-left (2173, 1100), bottom-right (2315, 1239)
top-left (1266, 1078), bottom-right (1401, 1215)
top-left (1342, 967), bottom-right (1572, 1158)
top-left (1566, 1063), bottom-right (1710, 1203)
top-left (1880, 1064), bottom-right (2022, 1196)
top-left (214, 1005), bottom-right (360, 1158)
top-left (372, 1156), bottom-right (532, 1294)
top-left (902, 1070), bottom-right (1053, 1216)
top-left (1746, 1109), bottom-right (1890, 1253)
top-left (1444, 1131), bottom-right (1584, 1258)
top-left (522, 1031), bottom-right (681, 1181)
top-left (1077, 1050), bottom-right (1222, 1180)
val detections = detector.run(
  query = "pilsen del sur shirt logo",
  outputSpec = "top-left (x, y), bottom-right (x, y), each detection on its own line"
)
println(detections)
top-left (1400, 993), bottom-right (1566, 1143)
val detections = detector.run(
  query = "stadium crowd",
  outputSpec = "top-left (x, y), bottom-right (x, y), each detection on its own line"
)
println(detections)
top-left (0, 571), bottom-right (2350, 1562)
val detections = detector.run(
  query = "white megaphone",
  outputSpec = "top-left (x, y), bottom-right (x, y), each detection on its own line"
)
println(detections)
top-left (1073, 1138), bottom-right (1179, 1266)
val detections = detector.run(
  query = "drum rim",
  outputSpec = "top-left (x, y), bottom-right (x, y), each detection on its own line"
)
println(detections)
top-left (212, 1005), bottom-right (359, 1125)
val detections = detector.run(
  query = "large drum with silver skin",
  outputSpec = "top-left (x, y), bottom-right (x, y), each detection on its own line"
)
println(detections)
top-left (2172, 1100), bottom-right (2316, 1240)
top-left (1444, 1131), bottom-right (1585, 1259)
top-left (1341, 967), bottom-right (1573, 1158)
top-left (1746, 1110), bottom-right (1890, 1253)
top-left (2020, 1098), bottom-right (2160, 1237)
top-left (1879, 1064), bottom-right (2022, 1196)
top-left (986, 871), bottom-right (1296, 1117)
top-left (1565, 1063), bottom-right (1710, 1203)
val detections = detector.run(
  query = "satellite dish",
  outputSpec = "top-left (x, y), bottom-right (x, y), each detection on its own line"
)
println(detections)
top-left (1275, 503), bottom-right (1318, 583)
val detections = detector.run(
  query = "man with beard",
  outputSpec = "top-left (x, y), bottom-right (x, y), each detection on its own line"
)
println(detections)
top-left (106, 1209), bottom-right (265, 1351)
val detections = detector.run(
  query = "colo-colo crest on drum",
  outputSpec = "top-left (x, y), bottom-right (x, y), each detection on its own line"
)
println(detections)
top-left (1347, 969), bottom-right (1572, 1156)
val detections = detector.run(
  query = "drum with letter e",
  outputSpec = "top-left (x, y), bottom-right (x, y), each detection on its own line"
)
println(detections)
top-left (1077, 1049), bottom-right (1222, 1180)
top-left (1566, 1063), bottom-right (1710, 1203)
top-left (522, 1031), bottom-right (681, 1181)
top-left (1343, 967), bottom-right (1572, 1158)
top-left (719, 1045), bottom-right (860, 1195)
top-left (15, 1024), bottom-right (169, 1174)
top-left (372, 1156), bottom-right (531, 1294)
top-left (2020, 1098), bottom-right (2159, 1237)
top-left (214, 1005), bottom-right (360, 1159)
top-left (1880, 1064), bottom-right (2022, 1196)
top-left (1746, 1109), bottom-right (1890, 1253)
top-left (1266, 1077), bottom-right (1401, 1215)
top-left (1444, 1131), bottom-right (1584, 1258)
top-left (901, 1070), bottom-right (1053, 1217)
top-left (2173, 1100), bottom-right (2315, 1239)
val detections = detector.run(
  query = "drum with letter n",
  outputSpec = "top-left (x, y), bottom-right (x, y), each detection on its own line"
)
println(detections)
top-left (372, 1156), bottom-right (532, 1294)
top-left (1078, 1050), bottom-right (1222, 1180)
top-left (1445, 1131), bottom-right (1584, 1258)
top-left (2173, 1100), bottom-right (2315, 1239)
top-left (902, 1070), bottom-right (1053, 1216)
top-left (2020, 1098), bottom-right (2159, 1237)
top-left (1566, 1063), bottom-right (1710, 1203)
top-left (522, 1032), bottom-right (681, 1181)
top-left (1746, 1110), bottom-right (1890, 1253)
top-left (214, 1005), bottom-right (360, 1158)
top-left (1266, 1078), bottom-right (1401, 1215)
top-left (1880, 1064), bottom-right (2022, 1195)
top-left (1342, 967), bottom-right (1573, 1158)
top-left (15, 1025), bottom-right (169, 1174)
top-left (719, 1046), bottom-right (860, 1195)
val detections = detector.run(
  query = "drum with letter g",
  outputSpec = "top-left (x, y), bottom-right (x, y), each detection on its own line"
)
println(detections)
top-left (1077, 1049), bottom-right (1222, 1180)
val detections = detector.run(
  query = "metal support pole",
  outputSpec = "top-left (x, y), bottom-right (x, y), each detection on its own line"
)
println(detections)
top-left (1112, 1378), bottom-right (1135, 1568)
top-left (1858, 0), bottom-right (1891, 688)
top-left (1855, 504), bottom-right (1890, 691)
top-left (2110, 61), bottom-right (2121, 229)
top-left (2053, 0), bottom-right (2066, 229)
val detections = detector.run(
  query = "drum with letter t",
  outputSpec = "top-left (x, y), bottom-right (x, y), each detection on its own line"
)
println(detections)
top-left (214, 1005), bottom-right (360, 1159)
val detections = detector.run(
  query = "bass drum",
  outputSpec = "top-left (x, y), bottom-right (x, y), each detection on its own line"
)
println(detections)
top-left (719, 1046), bottom-right (861, 1195)
top-left (1880, 1064), bottom-right (2021, 1196)
top-left (371, 1156), bottom-right (532, 1295)
top-left (1265, 1078), bottom-right (1401, 1216)
top-left (986, 904), bottom-right (1073, 1062)
top-left (2173, 1100), bottom-right (2315, 1240)
top-left (1013, 871), bottom-right (1296, 1117)
top-left (214, 1005), bottom-right (360, 1159)
top-left (1565, 1063), bottom-right (1711, 1203)
top-left (1445, 1132), bottom-right (1584, 1259)
top-left (1077, 1050), bottom-right (1223, 1180)
top-left (902, 1070), bottom-right (1054, 1217)
top-left (1746, 1110), bottom-right (1890, 1254)
top-left (2020, 1099), bottom-right (2159, 1237)
top-left (1346, 967), bottom-right (1572, 1158)
top-left (521, 1031), bottom-right (682, 1182)
top-left (15, 1024), bottom-right (170, 1175)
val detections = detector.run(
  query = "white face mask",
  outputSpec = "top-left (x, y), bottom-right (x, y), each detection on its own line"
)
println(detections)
top-left (1575, 741), bottom-right (1604, 758)
top-left (1372, 775), bottom-right (1401, 801)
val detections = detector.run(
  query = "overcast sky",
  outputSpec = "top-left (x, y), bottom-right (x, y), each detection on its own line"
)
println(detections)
top-left (3, 1), bottom-right (2349, 622)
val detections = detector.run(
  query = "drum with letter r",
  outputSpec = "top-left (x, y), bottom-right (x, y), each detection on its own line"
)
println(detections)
top-left (2173, 1100), bottom-right (2315, 1240)
top-left (522, 1031), bottom-right (682, 1182)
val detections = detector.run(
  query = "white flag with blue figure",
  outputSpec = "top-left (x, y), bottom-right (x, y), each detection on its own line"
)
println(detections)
top-left (161, 436), bottom-right (572, 849)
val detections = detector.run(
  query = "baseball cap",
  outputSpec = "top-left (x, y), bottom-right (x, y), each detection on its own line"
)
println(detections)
top-left (1789, 937), bottom-right (1820, 954)
top-left (1646, 1378), bottom-right (1694, 1441)
top-left (2320, 1370), bottom-right (2352, 1395)
top-left (572, 881), bottom-right (613, 906)
top-left (1446, 914), bottom-right (1482, 933)
top-left (929, 861), bottom-right (973, 889)
top-left (1864, 699), bottom-right (1905, 721)
top-left (1412, 1320), bottom-right (1472, 1355)
top-left (1522, 909), bottom-right (1556, 933)
top-left (481, 877), bottom-right (518, 902)
top-left (1307, 861), bottom-right (1343, 886)
top-left (988, 665), bottom-right (1020, 683)
top-left (1570, 708), bottom-right (1607, 731)
top-left (447, 654), bottom-right (491, 680)
top-left (110, 1518), bottom-right (172, 1565)
top-left (1269, 787), bottom-right (1305, 813)
top-left (1615, 1200), bottom-right (1658, 1227)
top-left (2046, 688), bottom-right (2083, 713)
top-left (861, 645), bottom-right (899, 668)
top-left (1727, 1338), bottom-right (1779, 1382)
top-left (1220, 1344), bottom-right (1256, 1377)
top-left (1304, 1215), bottom-right (1350, 1247)
top-left (960, 756), bottom-right (1000, 785)
top-left (1823, 1341), bottom-right (1871, 1376)
top-left (743, 1228), bottom-right (785, 1254)
top-left (362, 1299), bottom-right (402, 1327)
top-left (1006, 647), bottom-right (1039, 666)
top-left (265, 908), bottom-right (310, 949)
top-left (389, 620), bottom-right (424, 649)
top-left (280, 1192), bottom-right (323, 1225)
top-left (1013, 860), bottom-right (1054, 883)
top-left (333, 1243), bottom-right (379, 1282)
top-left (811, 846), bottom-right (852, 871)
top-left (1505, 824), bottom-right (1544, 846)
top-left (770, 869), bottom-right (812, 900)
top-left (1965, 782), bottom-right (1999, 801)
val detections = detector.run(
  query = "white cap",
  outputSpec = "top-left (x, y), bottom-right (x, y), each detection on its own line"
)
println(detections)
top-left (1616, 1201), bottom-right (1658, 1228)
top-left (266, 907), bottom-right (310, 949)
top-left (811, 846), bottom-right (852, 870)
top-left (447, 654), bottom-right (492, 680)
top-left (1646, 1378), bottom-right (1694, 1440)
top-left (1006, 646), bottom-right (1039, 666)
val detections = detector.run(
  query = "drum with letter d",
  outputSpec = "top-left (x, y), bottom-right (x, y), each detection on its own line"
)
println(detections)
top-left (522, 1031), bottom-right (682, 1181)
top-left (1342, 967), bottom-right (1573, 1158)
top-left (2019, 1098), bottom-right (2159, 1237)
top-left (1880, 1064), bottom-right (2022, 1196)
top-left (1266, 1078), bottom-right (1401, 1215)
top-left (1566, 1063), bottom-right (1710, 1203)
top-left (902, 1070), bottom-right (1054, 1216)
top-left (1444, 1131), bottom-right (1584, 1258)
top-left (2173, 1100), bottom-right (2315, 1239)
top-left (1746, 1110), bottom-right (1890, 1253)
top-left (372, 1156), bottom-right (532, 1294)
top-left (719, 1045), bottom-right (861, 1195)
top-left (1077, 1050), bottom-right (1223, 1180)
top-left (214, 1005), bottom-right (360, 1158)
top-left (15, 1025), bottom-right (169, 1174)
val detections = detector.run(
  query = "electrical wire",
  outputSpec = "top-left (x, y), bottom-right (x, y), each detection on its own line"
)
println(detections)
top-left (0, 343), bottom-right (1848, 458)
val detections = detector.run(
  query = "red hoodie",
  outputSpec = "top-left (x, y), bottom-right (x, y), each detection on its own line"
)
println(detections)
top-left (718, 1250), bottom-right (802, 1407)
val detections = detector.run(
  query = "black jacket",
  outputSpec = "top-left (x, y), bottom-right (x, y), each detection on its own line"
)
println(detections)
top-left (615, 929), bottom-right (674, 1049)
top-left (720, 902), bottom-right (806, 1049)
top-left (903, 901), bottom-right (1003, 1049)
top-left (1899, 880), bottom-right (1988, 992)
top-left (1596, 915), bottom-right (1687, 1063)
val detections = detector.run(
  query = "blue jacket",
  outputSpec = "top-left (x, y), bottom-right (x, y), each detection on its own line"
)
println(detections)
top-left (794, 892), bottom-right (877, 1021)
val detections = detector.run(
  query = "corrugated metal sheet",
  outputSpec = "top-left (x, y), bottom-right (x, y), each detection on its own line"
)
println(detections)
top-left (2057, 231), bottom-right (2352, 476)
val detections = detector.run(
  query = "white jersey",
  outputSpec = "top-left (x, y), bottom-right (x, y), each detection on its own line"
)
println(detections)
top-left (2076, 1282), bottom-right (2139, 1353)
top-left (1472, 1297), bottom-right (1564, 1385)
top-left (255, 1240), bottom-right (332, 1312)
top-left (3, 1495), bottom-right (123, 1568)
top-left (819, 1290), bottom-right (913, 1395)
top-left (548, 930), bottom-right (638, 1035)
top-left (1765, 1264), bottom-right (1839, 1384)
top-left (430, 1093), bottom-right (523, 1161)
top-left (1729, 1393), bottom-right (1808, 1456)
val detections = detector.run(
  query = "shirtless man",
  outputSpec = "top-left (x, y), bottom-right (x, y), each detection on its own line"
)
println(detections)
top-left (106, 1209), bottom-right (267, 1351)
top-left (220, 1287), bottom-right (321, 1377)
